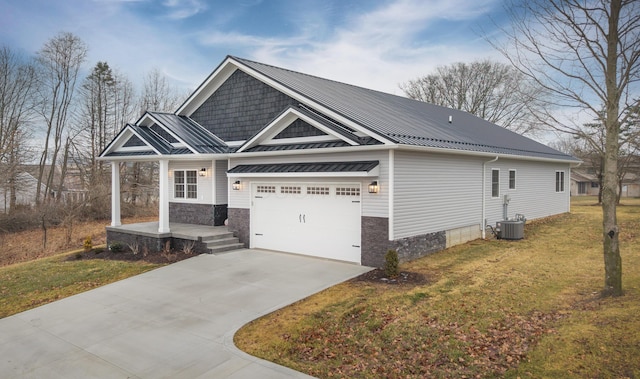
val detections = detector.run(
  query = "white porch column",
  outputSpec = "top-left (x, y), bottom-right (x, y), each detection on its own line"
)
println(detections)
top-left (111, 162), bottom-right (121, 227)
top-left (158, 159), bottom-right (170, 233)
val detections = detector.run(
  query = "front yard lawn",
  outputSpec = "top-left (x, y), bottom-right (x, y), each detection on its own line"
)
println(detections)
top-left (0, 251), bottom-right (161, 318)
top-left (235, 197), bottom-right (640, 378)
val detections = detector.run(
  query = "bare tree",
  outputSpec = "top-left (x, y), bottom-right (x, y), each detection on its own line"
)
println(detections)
top-left (138, 68), bottom-right (183, 114)
top-left (34, 32), bottom-right (88, 203)
top-left (75, 62), bottom-right (137, 217)
top-left (496, 0), bottom-right (640, 296)
top-left (0, 46), bottom-right (37, 213)
top-left (399, 60), bottom-right (547, 135)
top-left (125, 68), bottom-right (184, 207)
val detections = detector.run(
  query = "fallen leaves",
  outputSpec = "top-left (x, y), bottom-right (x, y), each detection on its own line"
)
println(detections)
top-left (285, 303), bottom-right (565, 379)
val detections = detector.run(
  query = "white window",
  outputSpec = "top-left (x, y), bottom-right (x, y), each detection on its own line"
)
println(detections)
top-left (556, 171), bottom-right (565, 192)
top-left (491, 169), bottom-right (500, 198)
top-left (174, 170), bottom-right (197, 199)
top-left (509, 170), bottom-right (516, 190)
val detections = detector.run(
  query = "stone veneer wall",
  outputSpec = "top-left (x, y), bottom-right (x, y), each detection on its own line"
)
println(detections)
top-left (106, 230), bottom-right (211, 255)
top-left (227, 208), bottom-right (250, 248)
top-left (361, 216), bottom-right (390, 267)
top-left (361, 216), bottom-right (447, 267)
top-left (169, 203), bottom-right (228, 226)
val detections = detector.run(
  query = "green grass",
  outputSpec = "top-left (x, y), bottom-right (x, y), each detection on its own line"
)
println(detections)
top-left (235, 197), bottom-right (640, 378)
top-left (0, 250), bottom-right (160, 318)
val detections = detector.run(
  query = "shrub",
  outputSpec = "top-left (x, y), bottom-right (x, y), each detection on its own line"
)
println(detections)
top-left (109, 242), bottom-right (124, 253)
top-left (384, 249), bottom-right (400, 278)
top-left (83, 235), bottom-right (92, 252)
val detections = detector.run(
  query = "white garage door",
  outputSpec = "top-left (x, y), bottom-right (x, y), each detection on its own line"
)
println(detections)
top-left (251, 182), bottom-right (361, 263)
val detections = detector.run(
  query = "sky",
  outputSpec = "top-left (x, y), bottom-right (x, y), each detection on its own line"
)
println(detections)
top-left (0, 0), bottom-right (513, 96)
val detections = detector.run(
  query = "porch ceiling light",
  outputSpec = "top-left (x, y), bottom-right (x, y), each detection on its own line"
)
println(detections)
top-left (232, 180), bottom-right (241, 190)
top-left (368, 180), bottom-right (379, 194)
top-left (199, 168), bottom-right (207, 177)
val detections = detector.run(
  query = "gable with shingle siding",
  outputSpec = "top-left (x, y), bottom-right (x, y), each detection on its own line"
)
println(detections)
top-left (190, 69), bottom-right (323, 141)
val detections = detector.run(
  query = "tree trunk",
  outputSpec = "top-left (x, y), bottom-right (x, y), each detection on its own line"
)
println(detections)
top-left (601, 0), bottom-right (623, 297)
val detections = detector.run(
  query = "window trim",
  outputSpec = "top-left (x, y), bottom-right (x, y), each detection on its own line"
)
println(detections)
top-left (555, 170), bottom-right (565, 193)
top-left (491, 169), bottom-right (500, 198)
top-left (174, 169), bottom-right (198, 200)
top-left (508, 169), bottom-right (516, 190)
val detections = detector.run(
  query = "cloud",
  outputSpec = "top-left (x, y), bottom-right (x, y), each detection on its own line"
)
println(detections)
top-left (195, 0), bottom-right (506, 94)
top-left (162, 0), bottom-right (207, 19)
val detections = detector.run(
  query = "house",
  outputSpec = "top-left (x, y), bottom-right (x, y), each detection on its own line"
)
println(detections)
top-left (570, 170), bottom-right (601, 196)
top-left (99, 56), bottom-right (580, 266)
top-left (571, 159), bottom-right (640, 198)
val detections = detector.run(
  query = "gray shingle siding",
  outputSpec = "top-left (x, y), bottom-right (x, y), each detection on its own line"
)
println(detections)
top-left (190, 70), bottom-right (301, 141)
top-left (274, 118), bottom-right (325, 138)
top-left (123, 134), bottom-right (146, 147)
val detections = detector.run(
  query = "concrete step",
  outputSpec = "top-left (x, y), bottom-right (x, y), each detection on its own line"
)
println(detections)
top-left (199, 232), bottom-right (235, 242)
top-left (204, 236), bottom-right (240, 247)
top-left (209, 243), bottom-right (245, 255)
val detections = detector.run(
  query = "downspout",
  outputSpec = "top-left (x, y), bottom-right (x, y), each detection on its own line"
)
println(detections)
top-left (482, 156), bottom-right (499, 239)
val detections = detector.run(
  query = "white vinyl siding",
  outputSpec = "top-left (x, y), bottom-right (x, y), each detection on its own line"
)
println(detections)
top-left (215, 160), bottom-right (228, 204)
top-left (485, 160), bottom-right (570, 226)
top-left (228, 150), bottom-right (388, 216)
top-left (393, 151), bottom-right (482, 239)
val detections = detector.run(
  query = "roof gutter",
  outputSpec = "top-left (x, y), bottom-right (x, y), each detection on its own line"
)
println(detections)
top-left (482, 156), bottom-right (499, 239)
top-left (97, 141), bottom-right (581, 165)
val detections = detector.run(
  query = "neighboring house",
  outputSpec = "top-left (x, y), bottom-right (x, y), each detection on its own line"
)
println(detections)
top-left (0, 171), bottom-right (40, 212)
top-left (571, 166), bottom-right (640, 198)
top-left (21, 164), bottom-right (89, 204)
top-left (570, 170), bottom-right (601, 196)
top-left (99, 56), bottom-right (580, 266)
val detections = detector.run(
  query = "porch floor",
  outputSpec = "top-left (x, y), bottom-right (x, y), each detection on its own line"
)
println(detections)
top-left (106, 222), bottom-right (230, 241)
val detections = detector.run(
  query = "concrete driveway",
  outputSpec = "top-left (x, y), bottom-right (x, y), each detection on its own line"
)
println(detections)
top-left (0, 249), bottom-right (371, 378)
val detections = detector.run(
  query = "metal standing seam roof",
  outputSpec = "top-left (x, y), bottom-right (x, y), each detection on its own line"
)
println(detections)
top-left (231, 56), bottom-right (580, 162)
top-left (227, 161), bottom-right (380, 174)
top-left (148, 112), bottom-right (228, 154)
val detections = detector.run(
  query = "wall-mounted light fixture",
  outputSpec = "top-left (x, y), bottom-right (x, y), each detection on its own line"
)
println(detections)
top-left (368, 180), bottom-right (379, 194)
top-left (199, 168), bottom-right (207, 177)
top-left (232, 180), bottom-right (241, 191)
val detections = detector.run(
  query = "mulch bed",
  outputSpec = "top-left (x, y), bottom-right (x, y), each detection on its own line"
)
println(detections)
top-left (351, 268), bottom-right (431, 285)
top-left (68, 248), bottom-right (197, 265)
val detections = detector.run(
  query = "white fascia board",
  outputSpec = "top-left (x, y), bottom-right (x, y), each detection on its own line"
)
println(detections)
top-left (230, 142), bottom-right (579, 164)
top-left (177, 57), bottom-right (238, 116)
top-left (227, 166), bottom-right (379, 178)
top-left (261, 135), bottom-right (345, 145)
top-left (145, 113), bottom-right (199, 155)
top-left (237, 107), bottom-right (359, 153)
top-left (229, 59), bottom-right (394, 146)
top-left (99, 153), bottom-right (229, 162)
top-left (395, 145), bottom-right (580, 164)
